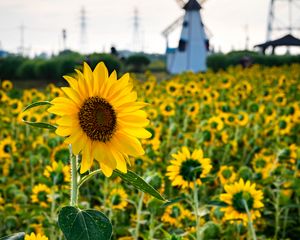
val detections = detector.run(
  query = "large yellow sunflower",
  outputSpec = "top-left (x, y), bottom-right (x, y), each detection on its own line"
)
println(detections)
top-left (220, 178), bottom-right (264, 225)
top-left (166, 146), bottom-right (212, 189)
top-left (48, 62), bottom-right (151, 177)
top-left (25, 233), bottom-right (48, 240)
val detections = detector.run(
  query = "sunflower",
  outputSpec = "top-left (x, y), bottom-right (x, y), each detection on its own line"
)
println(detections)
top-left (159, 100), bottom-right (175, 117)
top-left (9, 99), bottom-right (23, 115)
top-left (236, 112), bottom-right (249, 126)
top-left (1, 80), bottom-right (13, 91)
top-left (218, 166), bottom-right (237, 185)
top-left (186, 102), bottom-right (200, 119)
top-left (220, 178), bottom-right (264, 225)
top-left (252, 153), bottom-right (275, 179)
top-left (0, 137), bottom-right (17, 159)
top-left (166, 81), bottom-right (182, 96)
top-left (0, 90), bottom-right (9, 102)
top-left (166, 147), bottom-right (212, 189)
top-left (31, 184), bottom-right (52, 208)
top-left (43, 161), bottom-right (70, 184)
top-left (108, 188), bottom-right (128, 210)
top-left (276, 116), bottom-right (292, 135)
top-left (208, 116), bottom-right (224, 132)
top-left (25, 233), bottom-right (48, 240)
top-left (50, 145), bottom-right (70, 164)
top-left (161, 203), bottom-right (192, 227)
top-left (48, 62), bottom-right (151, 176)
top-left (274, 92), bottom-right (287, 107)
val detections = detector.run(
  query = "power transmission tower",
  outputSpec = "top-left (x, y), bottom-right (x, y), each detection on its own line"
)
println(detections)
top-left (80, 7), bottom-right (87, 53)
top-left (18, 24), bottom-right (25, 55)
top-left (132, 7), bottom-right (143, 52)
top-left (267, 0), bottom-right (300, 41)
top-left (62, 29), bottom-right (67, 50)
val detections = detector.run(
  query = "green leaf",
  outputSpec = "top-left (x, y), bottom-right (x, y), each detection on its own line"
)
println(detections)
top-left (114, 170), bottom-right (165, 201)
top-left (22, 101), bottom-right (56, 130)
top-left (161, 196), bottom-right (186, 208)
top-left (0, 232), bottom-right (25, 240)
top-left (22, 121), bottom-right (57, 131)
top-left (207, 200), bottom-right (228, 207)
top-left (58, 206), bottom-right (112, 240)
top-left (22, 101), bottom-right (52, 112)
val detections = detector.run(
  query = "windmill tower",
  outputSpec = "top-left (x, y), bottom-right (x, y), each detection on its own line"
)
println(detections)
top-left (163, 0), bottom-right (209, 74)
top-left (267, 0), bottom-right (300, 41)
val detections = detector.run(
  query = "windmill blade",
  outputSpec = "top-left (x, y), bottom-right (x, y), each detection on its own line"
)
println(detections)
top-left (200, 0), bottom-right (208, 5)
top-left (175, 0), bottom-right (186, 8)
top-left (162, 15), bottom-right (184, 38)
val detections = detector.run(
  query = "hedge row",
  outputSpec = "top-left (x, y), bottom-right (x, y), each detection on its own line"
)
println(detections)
top-left (0, 51), bottom-right (152, 81)
top-left (207, 51), bottom-right (300, 71)
top-left (1, 50), bottom-right (299, 80)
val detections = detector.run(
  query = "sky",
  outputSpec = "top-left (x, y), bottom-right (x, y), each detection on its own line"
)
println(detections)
top-left (0, 0), bottom-right (299, 56)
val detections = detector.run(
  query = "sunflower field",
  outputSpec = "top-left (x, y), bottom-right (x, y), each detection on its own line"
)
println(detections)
top-left (0, 63), bottom-right (300, 240)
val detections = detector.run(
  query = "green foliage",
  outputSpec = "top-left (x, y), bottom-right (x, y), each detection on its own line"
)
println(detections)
top-left (125, 54), bottom-right (151, 73)
top-left (16, 59), bottom-right (39, 79)
top-left (89, 53), bottom-right (122, 74)
top-left (0, 233), bottom-right (25, 240)
top-left (58, 206), bottom-right (112, 240)
top-left (207, 51), bottom-right (300, 71)
top-left (0, 56), bottom-right (25, 79)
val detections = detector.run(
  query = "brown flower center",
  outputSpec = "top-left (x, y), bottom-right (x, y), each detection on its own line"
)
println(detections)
top-left (78, 96), bottom-right (117, 142)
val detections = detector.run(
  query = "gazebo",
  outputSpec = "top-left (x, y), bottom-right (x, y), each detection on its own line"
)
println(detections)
top-left (255, 34), bottom-right (300, 54)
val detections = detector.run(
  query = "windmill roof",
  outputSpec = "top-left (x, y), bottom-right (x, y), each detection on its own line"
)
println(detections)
top-left (183, 0), bottom-right (201, 11)
top-left (255, 34), bottom-right (300, 48)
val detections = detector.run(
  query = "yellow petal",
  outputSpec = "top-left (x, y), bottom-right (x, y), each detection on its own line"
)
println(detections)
top-left (120, 128), bottom-right (151, 139)
top-left (80, 140), bottom-right (94, 174)
top-left (110, 132), bottom-right (144, 156)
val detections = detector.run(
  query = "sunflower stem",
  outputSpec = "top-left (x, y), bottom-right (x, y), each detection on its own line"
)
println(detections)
top-left (135, 191), bottom-right (144, 240)
top-left (242, 199), bottom-right (257, 240)
top-left (77, 169), bottom-right (102, 189)
top-left (193, 182), bottom-right (201, 240)
top-left (69, 144), bottom-right (78, 206)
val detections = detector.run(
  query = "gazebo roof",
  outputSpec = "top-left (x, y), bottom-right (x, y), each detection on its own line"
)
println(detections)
top-left (255, 34), bottom-right (300, 48)
top-left (183, 0), bottom-right (201, 11)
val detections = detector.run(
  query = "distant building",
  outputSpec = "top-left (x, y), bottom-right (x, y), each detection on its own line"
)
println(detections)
top-left (0, 50), bottom-right (9, 58)
top-left (165, 0), bottom-right (208, 74)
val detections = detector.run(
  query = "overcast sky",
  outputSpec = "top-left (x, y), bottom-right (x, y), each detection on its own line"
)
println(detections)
top-left (0, 0), bottom-right (298, 55)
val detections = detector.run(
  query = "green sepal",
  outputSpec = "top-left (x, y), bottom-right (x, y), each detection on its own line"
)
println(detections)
top-left (58, 206), bottom-right (112, 240)
top-left (114, 170), bottom-right (166, 201)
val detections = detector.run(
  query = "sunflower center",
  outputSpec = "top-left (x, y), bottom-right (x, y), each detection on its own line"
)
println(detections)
top-left (78, 96), bottom-right (117, 142)
top-left (165, 105), bottom-right (172, 112)
top-left (232, 191), bottom-right (254, 213)
top-left (255, 159), bottom-right (266, 168)
top-left (170, 206), bottom-right (181, 218)
top-left (279, 120), bottom-right (287, 129)
top-left (4, 144), bottom-right (11, 153)
top-left (180, 159), bottom-right (202, 181)
top-left (222, 169), bottom-right (232, 179)
top-left (37, 191), bottom-right (48, 202)
top-left (112, 194), bottom-right (121, 205)
top-left (169, 86), bottom-right (176, 92)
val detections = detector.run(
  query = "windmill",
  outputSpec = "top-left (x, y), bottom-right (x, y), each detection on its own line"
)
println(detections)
top-left (163, 0), bottom-right (210, 74)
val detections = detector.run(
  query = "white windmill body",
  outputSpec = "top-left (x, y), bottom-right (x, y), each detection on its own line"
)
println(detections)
top-left (165, 0), bottom-right (208, 74)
